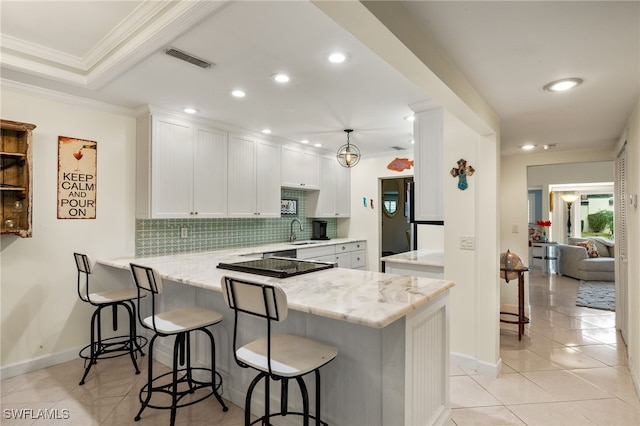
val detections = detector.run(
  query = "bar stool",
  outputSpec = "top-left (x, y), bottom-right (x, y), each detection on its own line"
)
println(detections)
top-left (221, 276), bottom-right (338, 426)
top-left (130, 263), bottom-right (228, 425)
top-left (74, 253), bottom-right (147, 385)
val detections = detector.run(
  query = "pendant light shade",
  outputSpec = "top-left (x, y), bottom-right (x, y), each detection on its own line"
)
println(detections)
top-left (336, 129), bottom-right (361, 168)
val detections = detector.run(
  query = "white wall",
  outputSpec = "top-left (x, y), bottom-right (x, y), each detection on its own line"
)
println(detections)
top-left (1, 88), bottom-right (136, 377)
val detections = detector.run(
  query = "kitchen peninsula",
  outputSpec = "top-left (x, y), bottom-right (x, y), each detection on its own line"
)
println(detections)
top-left (98, 242), bottom-right (454, 425)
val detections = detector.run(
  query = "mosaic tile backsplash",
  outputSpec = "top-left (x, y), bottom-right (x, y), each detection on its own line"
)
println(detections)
top-left (136, 189), bottom-right (337, 255)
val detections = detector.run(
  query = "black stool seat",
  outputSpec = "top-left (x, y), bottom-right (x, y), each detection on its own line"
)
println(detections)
top-left (74, 253), bottom-right (147, 385)
top-left (130, 263), bottom-right (228, 426)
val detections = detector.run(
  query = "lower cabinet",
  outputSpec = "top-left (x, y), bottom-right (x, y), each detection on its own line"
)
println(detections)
top-left (297, 241), bottom-right (366, 270)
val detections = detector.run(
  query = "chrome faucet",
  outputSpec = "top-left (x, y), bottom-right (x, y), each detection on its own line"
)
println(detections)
top-left (289, 219), bottom-right (303, 242)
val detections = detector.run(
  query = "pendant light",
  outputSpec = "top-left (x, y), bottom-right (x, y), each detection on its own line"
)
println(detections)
top-left (336, 129), bottom-right (361, 168)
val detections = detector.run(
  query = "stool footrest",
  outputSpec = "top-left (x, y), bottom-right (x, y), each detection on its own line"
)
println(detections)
top-left (79, 335), bottom-right (147, 362)
top-left (138, 368), bottom-right (224, 410)
top-left (250, 412), bottom-right (328, 426)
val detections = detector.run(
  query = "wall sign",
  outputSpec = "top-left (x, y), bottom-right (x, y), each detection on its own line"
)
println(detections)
top-left (57, 136), bottom-right (97, 219)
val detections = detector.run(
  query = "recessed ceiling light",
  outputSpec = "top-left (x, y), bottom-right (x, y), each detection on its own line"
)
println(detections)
top-left (183, 107), bottom-right (197, 114)
top-left (328, 52), bottom-right (348, 63)
top-left (314, 143), bottom-right (322, 147)
top-left (262, 129), bottom-right (272, 134)
top-left (271, 73), bottom-right (290, 83)
top-left (300, 139), bottom-right (309, 144)
top-left (404, 115), bottom-right (415, 122)
top-left (231, 89), bottom-right (246, 98)
top-left (409, 139), bottom-right (415, 144)
top-left (521, 144), bottom-right (536, 150)
top-left (543, 78), bottom-right (583, 92)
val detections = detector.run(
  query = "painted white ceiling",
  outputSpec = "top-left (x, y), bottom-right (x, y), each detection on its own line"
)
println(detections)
top-left (1, 1), bottom-right (638, 157)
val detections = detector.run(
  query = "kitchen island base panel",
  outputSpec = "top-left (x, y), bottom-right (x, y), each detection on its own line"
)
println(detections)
top-left (137, 278), bottom-right (450, 425)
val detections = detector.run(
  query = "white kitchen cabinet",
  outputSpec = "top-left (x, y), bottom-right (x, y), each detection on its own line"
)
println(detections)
top-left (413, 107), bottom-right (444, 222)
top-left (307, 156), bottom-right (351, 218)
top-left (296, 241), bottom-right (366, 270)
top-left (228, 134), bottom-right (281, 218)
top-left (281, 146), bottom-right (320, 189)
top-left (136, 112), bottom-right (227, 218)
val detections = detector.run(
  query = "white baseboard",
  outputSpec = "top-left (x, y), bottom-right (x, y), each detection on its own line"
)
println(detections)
top-left (450, 351), bottom-right (501, 378)
top-left (1, 346), bottom-right (82, 380)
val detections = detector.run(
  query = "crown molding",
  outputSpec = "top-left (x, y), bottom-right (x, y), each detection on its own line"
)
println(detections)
top-left (0, 0), bottom-right (230, 90)
top-left (1, 79), bottom-right (137, 117)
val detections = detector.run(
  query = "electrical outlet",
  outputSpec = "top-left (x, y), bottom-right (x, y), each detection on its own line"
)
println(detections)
top-left (459, 235), bottom-right (475, 250)
top-left (180, 227), bottom-right (188, 238)
top-left (512, 225), bottom-right (519, 233)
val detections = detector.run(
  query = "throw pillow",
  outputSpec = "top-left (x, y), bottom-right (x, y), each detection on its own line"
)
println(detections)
top-left (577, 240), bottom-right (600, 258)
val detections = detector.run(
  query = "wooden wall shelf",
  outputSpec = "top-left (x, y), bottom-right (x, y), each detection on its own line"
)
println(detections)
top-left (1, 119), bottom-right (36, 238)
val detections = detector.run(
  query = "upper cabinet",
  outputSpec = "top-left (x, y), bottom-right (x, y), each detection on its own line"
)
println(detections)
top-left (1, 119), bottom-right (36, 237)
top-left (413, 107), bottom-right (444, 222)
top-left (228, 135), bottom-right (281, 218)
top-left (136, 111), bottom-right (227, 219)
top-left (281, 146), bottom-right (320, 190)
top-left (307, 156), bottom-right (350, 217)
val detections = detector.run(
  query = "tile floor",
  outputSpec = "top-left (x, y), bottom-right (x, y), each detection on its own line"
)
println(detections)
top-left (451, 270), bottom-right (639, 425)
top-left (1, 271), bottom-right (637, 425)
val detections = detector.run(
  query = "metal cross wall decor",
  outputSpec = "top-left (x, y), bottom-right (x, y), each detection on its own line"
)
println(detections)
top-left (450, 158), bottom-right (475, 190)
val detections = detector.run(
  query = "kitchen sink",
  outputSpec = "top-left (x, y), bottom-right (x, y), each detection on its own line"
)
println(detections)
top-left (291, 240), bottom-right (323, 246)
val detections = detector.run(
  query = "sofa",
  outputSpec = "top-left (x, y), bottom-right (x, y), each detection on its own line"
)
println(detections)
top-left (558, 237), bottom-right (615, 281)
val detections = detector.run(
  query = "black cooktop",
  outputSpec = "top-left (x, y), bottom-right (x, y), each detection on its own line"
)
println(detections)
top-left (217, 257), bottom-right (335, 278)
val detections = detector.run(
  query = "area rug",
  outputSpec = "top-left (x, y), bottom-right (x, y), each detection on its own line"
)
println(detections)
top-left (575, 281), bottom-right (615, 311)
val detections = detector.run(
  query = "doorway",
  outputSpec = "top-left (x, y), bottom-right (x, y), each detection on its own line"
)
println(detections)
top-left (381, 177), bottom-right (413, 257)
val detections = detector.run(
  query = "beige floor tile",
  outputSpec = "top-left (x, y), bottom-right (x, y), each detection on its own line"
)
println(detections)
top-left (580, 327), bottom-right (620, 345)
top-left (499, 364), bottom-right (516, 375)
top-left (507, 400), bottom-right (598, 425)
top-left (527, 345), bottom-right (608, 370)
top-left (470, 372), bottom-right (555, 405)
top-left (451, 405), bottom-right (526, 425)
top-left (541, 328), bottom-right (603, 346)
top-left (450, 376), bottom-right (501, 408)
top-left (569, 366), bottom-right (639, 399)
top-left (500, 348), bottom-right (560, 372)
top-left (521, 369), bottom-right (610, 401)
top-left (543, 398), bottom-right (640, 425)
top-left (573, 344), bottom-right (628, 367)
top-left (450, 364), bottom-right (467, 376)
top-left (580, 314), bottom-right (616, 328)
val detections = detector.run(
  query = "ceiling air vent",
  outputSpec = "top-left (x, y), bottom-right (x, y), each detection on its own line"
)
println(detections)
top-left (165, 47), bottom-right (214, 69)
top-left (391, 146), bottom-right (406, 151)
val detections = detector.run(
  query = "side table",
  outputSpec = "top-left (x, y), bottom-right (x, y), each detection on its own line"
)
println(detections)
top-left (531, 241), bottom-right (559, 276)
top-left (500, 266), bottom-right (529, 340)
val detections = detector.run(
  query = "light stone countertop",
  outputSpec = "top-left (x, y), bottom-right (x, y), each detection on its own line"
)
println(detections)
top-left (98, 240), bottom-right (453, 329)
top-left (381, 249), bottom-right (444, 268)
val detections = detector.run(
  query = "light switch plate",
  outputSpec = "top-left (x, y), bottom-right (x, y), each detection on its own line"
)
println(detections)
top-left (460, 235), bottom-right (475, 250)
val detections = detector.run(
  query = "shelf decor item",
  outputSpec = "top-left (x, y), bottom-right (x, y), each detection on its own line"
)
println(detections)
top-left (536, 219), bottom-right (552, 242)
top-left (450, 158), bottom-right (474, 190)
top-left (499, 249), bottom-right (524, 282)
top-left (57, 136), bottom-right (97, 219)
